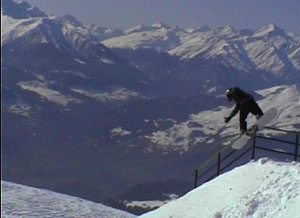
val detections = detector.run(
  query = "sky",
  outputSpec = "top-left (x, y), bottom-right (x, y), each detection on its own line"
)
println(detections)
top-left (23, 0), bottom-right (300, 34)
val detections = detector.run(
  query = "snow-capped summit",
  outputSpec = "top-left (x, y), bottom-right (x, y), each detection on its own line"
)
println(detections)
top-left (253, 23), bottom-right (286, 38)
top-left (151, 22), bottom-right (171, 29)
top-left (124, 24), bottom-right (155, 35)
top-left (60, 14), bottom-right (84, 28)
top-left (87, 24), bottom-right (124, 41)
top-left (1, 2), bottom-right (117, 61)
top-left (217, 25), bottom-right (237, 36)
top-left (103, 23), bottom-right (186, 51)
top-left (124, 22), bottom-right (171, 35)
top-left (288, 32), bottom-right (300, 43)
top-left (1, 15), bottom-right (62, 47)
top-left (189, 24), bottom-right (212, 33)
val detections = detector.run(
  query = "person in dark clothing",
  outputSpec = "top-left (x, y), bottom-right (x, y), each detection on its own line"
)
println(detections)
top-left (224, 87), bottom-right (263, 134)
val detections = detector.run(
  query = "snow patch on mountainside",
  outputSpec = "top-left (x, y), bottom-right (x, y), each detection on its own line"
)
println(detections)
top-left (146, 106), bottom-right (231, 153)
top-left (52, 69), bottom-right (88, 79)
top-left (1, 14), bottom-right (74, 54)
top-left (244, 40), bottom-right (285, 75)
top-left (1, 181), bottom-right (135, 218)
top-left (74, 58), bottom-right (87, 65)
top-left (100, 58), bottom-right (114, 64)
top-left (256, 84), bottom-right (300, 130)
top-left (6, 98), bottom-right (32, 117)
top-left (111, 127), bottom-right (131, 136)
top-left (71, 86), bottom-right (142, 103)
top-left (18, 81), bottom-right (82, 106)
top-left (140, 158), bottom-right (300, 218)
top-left (1, 15), bottom-right (39, 44)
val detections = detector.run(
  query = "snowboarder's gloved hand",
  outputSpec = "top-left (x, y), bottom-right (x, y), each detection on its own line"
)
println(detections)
top-left (224, 117), bottom-right (231, 123)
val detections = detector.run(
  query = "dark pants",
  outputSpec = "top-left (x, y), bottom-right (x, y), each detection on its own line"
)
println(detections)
top-left (239, 100), bottom-right (263, 132)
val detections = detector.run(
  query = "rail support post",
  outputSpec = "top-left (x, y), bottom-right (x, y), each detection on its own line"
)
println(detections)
top-left (251, 135), bottom-right (257, 160)
top-left (217, 153), bottom-right (221, 176)
top-left (294, 135), bottom-right (299, 161)
top-left (194, 169), bottom-right (198, 188)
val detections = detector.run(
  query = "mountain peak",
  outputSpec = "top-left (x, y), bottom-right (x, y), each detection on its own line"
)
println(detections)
top-left (18, 1), bottom-right (31, 9)
top-left (123, 23), bottom-right (170, 35)
top-left (61, 15), bottom-right (84, 27)
top-left (124, 24), bottom-right (150, 34)
top-left (254, 23), bottom-right (285, 37)
top-left (218, 25), bottom-right (236, 35)
top-left (2, 0), bottom-right (47, 19)
top-left (196, 24), bottom-right (211, 32)
top-left (151, 22), bottom-right (170, 29)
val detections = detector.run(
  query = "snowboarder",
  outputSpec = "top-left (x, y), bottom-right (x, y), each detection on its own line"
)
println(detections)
top-left (224, 87), bottom-right (263, 134)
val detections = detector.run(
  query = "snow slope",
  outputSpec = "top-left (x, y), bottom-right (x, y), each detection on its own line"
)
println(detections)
top-left (1, 181), bottom-right (136, 218)
top-left (140, 158), bottom-right (300, 218)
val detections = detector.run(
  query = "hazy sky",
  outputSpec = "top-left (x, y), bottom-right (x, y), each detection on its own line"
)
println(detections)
top-left (25, 0), bottom-right (300, 34)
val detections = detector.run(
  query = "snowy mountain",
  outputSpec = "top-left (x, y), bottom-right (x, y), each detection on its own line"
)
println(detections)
top-left (2, 0), bottom-right (152, 108)
top-left (103, 22), bottom-right (184, 51)
top-left (2, 0), bottom-right (300, 216)
top-left (3, 0), bottom-right (300, 98)
top-left (140, 158), bottom-right (300, 218)
top-left (104, 23), bottom-right (300, 74)
top-left (103, 23), bottom-right (300, 95)
top-left (1, 181), bottom-right (135, 218)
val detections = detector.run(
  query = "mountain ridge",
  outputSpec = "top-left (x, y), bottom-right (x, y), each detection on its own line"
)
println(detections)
top-left (2, 0), bottom-right (300, 214)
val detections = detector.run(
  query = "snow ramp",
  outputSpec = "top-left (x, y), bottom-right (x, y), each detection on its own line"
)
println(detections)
top-left (139, 158), bottom-right (300, 218)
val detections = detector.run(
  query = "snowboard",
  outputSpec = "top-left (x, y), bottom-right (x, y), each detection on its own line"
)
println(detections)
top-left (231, 108), bottom-right (277, 150)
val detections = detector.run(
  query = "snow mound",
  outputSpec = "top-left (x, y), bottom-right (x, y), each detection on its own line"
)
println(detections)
top-left (140, 158), bottom-right (300, 218)
top-left (1, 181), bottom-right (136, 218)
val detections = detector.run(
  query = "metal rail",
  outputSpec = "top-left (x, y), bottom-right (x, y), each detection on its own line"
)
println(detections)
top-left (193, 127), bottom-right (299, 188)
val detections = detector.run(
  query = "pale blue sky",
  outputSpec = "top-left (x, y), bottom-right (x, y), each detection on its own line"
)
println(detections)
top-left (25, 0), bottom-right (300, 34)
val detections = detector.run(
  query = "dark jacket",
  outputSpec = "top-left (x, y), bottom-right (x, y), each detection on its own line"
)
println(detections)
top-left (228, 88), bottom-right (254, 119)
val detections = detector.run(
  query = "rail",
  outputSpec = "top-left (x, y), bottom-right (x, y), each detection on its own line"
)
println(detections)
top-left (192, 126), bottom-right (300, 188)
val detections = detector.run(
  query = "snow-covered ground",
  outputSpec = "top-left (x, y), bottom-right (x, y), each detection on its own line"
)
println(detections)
top-left (71, 86), bottom-right (142, 103)
top-left (140, 158), bottom-right (300, 218)
top-left (3, 158), bottom-right (299, 218)
top-left (1, 181), bottom-right (135, 218)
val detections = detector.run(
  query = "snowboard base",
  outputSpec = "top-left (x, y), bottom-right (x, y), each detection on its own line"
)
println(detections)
top-left (231, 108), bottom-right (277, 150)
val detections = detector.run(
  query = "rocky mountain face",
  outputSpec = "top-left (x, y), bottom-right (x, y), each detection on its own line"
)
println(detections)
top-left (2, 0), bottom-right (300, 215)
top-left (2, 0), bottom-right (47, 19)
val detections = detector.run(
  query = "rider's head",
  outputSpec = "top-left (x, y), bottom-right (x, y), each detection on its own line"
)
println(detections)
top-left (225, 88), bottom-right (234, 101)
top-left (226, 87), bottom-right (241, 101)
